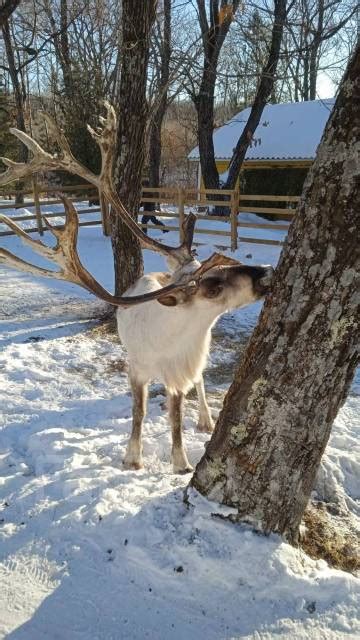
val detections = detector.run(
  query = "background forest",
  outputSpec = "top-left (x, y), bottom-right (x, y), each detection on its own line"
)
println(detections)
top-left (0, 0), bottom-right (357, 190)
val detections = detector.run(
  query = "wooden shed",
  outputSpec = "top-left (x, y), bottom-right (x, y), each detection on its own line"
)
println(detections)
top-left (188, 98), bottom-right (335, 195)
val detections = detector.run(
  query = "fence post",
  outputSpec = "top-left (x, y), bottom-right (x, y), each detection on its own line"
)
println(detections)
top-left (178, 187), bottom-right (185, 242)
top-left (99, 190), bottom-right (111, 236)
top-left (230, 188), bottom-right (239, 251)
top-left (32, 176), bottom-right (44, 236)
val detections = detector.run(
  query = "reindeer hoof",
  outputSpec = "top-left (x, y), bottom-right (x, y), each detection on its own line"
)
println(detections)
top-left (123, 459), bottom-right (143, 471)
top-left (173, 465), bottom-right (193, 475)
top-left (171, 448), bottom-right (193, 474)
top-left (196, 420), bottom-right (214, 433)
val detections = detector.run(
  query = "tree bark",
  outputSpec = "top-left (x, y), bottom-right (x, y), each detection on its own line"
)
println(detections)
top-left (112, 0), bottom-right (157, 295)
top-left (195, 62), bottom-right (221, 190)
top-left (190, 45), bottom-right (360, 544)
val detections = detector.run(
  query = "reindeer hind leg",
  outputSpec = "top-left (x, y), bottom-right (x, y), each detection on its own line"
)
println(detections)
top-left (123, 377), bottom-right (148, 470)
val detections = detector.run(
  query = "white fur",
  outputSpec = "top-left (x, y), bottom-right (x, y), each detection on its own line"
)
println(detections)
top-left (116, 260), bottom-right (271, 472)
top-left (117, 271), bottom-right (219, 394)
top-left (116, 263), bottom-right (262, 395)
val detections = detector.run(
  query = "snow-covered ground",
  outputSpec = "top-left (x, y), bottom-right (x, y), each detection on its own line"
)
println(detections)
top-left (0, 206), bottom-right (359, 639)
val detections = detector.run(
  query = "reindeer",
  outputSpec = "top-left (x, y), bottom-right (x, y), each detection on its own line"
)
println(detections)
top-left (0, 104), bottom-right (273, 473)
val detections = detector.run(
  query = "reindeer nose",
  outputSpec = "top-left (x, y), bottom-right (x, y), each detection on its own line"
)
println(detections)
top-left (260, 265), bottom-right (274, 284)
top-left (256, 265), bottom-right (274, 295)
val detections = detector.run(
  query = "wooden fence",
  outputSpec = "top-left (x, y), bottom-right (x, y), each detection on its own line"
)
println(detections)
top-left (0, 180), bottom-right (300, 250)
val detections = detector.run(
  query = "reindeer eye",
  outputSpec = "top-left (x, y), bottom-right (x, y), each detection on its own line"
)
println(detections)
top-left (201, 277), bottom-right (224, 298)
top-left (207, 286), bottom-right (223, 298)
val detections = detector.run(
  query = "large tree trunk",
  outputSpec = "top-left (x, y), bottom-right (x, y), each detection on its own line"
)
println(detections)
top-left (111, 0), bottom-right (157, 295)
top-left (190, 45), bottom-right (360, 544)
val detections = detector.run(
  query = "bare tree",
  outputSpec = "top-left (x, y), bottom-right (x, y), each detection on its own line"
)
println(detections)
top-left (0, 0), bottom-right (20, 28)
top-left (111, 0), bottom-right (157, 295)
top-left (190, 0), bottom-right (287, 193)
top-left (285, 0), bottom-right (357, 101)
top-left (148, 0), bottom-right (171, 191)
top-left (189, 44), bottom-right (359, 543)
top-left (1, 11), bottom-right (27, 204)
top-left (0, 0), bottom-right (99, 193)
top-left (216, 9), bottom-right (277, 113)
top-left (146, 2), bottom-right (204, 187)
top-left (41, 0), bottom-right (118, 175)
top-left (191, 0), bottom-right (242, 190)
top-left (223, 0), bottom-right (287, 190)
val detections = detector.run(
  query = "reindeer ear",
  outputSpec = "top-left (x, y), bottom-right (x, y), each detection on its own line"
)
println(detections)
top-left (158, 295), bottom-right (178, 307)
top-left (157, 287), bottom-right (193, 306)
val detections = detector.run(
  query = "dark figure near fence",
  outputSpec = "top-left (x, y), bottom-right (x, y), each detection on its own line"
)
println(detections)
top-left (141, 180), bottom-right (169, 234)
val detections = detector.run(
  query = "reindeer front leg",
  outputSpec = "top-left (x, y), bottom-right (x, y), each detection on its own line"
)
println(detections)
top-left (123, 378), bottom-right (148, 470)
top-left (168, 391), bottom-right (193, 474)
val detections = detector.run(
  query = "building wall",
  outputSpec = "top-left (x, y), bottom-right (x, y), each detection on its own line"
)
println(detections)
top-left (197, 160), bottom-right (309, 196)
top-left (242, 166), bottom-right (309, 196)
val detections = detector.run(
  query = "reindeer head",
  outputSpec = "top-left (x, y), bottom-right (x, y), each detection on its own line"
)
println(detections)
top-left (158, 262), bottom-right (273, 310)
top-left (197, 263), bottom-right (273, 308)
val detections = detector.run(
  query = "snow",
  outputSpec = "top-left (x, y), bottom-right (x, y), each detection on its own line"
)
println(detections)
top-left (188, 99), bottom-right (335, 161)
top-left (0, 208), bottom-right (359, 639)
top-left (0, 200), bottom-right (101, 233)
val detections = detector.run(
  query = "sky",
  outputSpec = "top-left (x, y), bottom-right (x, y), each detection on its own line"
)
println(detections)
top-left (316, 72), bottom-right (337, 99)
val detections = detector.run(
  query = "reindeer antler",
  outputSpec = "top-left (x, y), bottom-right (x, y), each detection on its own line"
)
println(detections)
top-left (0, 103), bottom-right (194, 265)
top-left (0, 103), bottom-right (240, 306)
top-left (0, 198), bottom-right (228, 307)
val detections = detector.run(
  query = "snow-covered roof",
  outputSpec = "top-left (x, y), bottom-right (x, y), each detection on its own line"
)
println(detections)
top-left (188, 98), bottom-right (335, 162)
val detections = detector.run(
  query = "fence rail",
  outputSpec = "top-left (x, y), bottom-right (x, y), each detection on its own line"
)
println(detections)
top-left (0, 180), bottom-right (300, 249)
